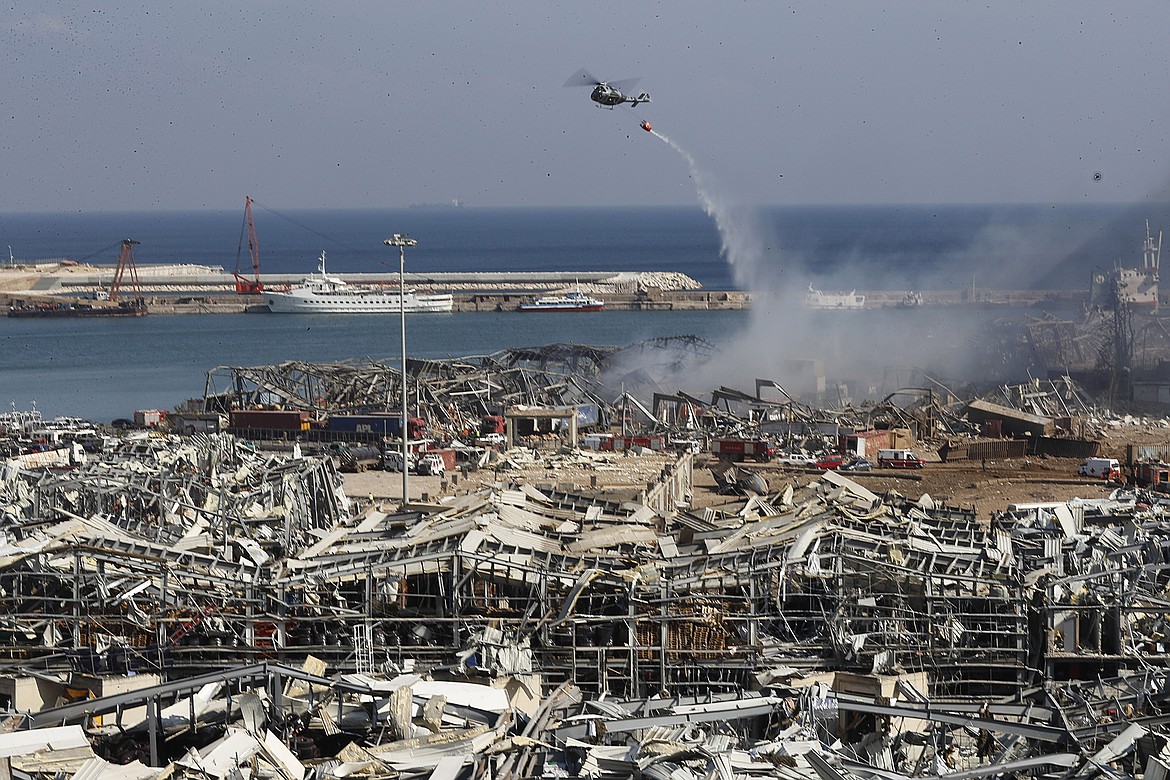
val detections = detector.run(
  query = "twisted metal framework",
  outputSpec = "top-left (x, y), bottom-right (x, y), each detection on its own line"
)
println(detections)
top-left (200, 341), bottom-right (717, 438)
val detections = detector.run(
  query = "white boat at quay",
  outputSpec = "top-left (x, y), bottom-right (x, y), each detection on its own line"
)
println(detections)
top-left (264, 253), bottom-right (453, 314)
top-left (805, 284), bottom-right (865, 310)
top-left (517, 289), bottom-right (604, 312)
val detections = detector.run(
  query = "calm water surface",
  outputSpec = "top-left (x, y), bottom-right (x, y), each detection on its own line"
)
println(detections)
top-left (1, 310), bottom-right (750, 421)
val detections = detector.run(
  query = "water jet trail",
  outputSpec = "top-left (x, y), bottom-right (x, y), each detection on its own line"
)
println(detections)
top-left (647, 129), bottom-right (770, 290)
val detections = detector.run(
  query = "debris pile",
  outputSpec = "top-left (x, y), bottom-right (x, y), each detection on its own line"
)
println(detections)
top-left (11, 340), bottom-right (1170, 776)
top-left (6, 424), bottom-right (1170, 776)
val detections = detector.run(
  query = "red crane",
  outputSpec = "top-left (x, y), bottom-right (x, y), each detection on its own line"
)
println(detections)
top-left (109, 239), bottom-right (142, 301)
top-left (233, 196), bottom-right (264, 294)
top-left (107, 239), bottom-right (148, 315)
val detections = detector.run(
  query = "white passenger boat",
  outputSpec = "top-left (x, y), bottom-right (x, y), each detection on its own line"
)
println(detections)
top-left (264, 253), bottom-right (453, 314)
top-left (805, 284), bottom-right (865, 310)
top-left (517, 289), bottom-right (604, 312)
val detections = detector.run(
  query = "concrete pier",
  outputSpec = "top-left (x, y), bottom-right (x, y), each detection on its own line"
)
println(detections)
top-left (129, 289), bottom-right (754, 314)
top-left (0, 262), bottom-right (1089, 315)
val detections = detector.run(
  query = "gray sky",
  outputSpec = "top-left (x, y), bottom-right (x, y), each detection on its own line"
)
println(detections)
top-left (2, 1), bottom-right (1168, 211)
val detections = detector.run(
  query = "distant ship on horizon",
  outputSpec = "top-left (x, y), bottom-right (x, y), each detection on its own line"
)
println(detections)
top-left (407, 199), bottom-right (466, 209)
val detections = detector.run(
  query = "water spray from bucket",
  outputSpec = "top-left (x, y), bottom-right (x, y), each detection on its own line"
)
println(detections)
top-left (646, 129), bottom-right (774, 292)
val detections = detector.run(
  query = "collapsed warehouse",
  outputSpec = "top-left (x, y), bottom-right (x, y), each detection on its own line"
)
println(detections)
top-left (197, 337), bottom-right (719, 441)
top-left (7, 432), bottom-right (1170, 777)
top-left (8, 331), bottom-right (1170, 778)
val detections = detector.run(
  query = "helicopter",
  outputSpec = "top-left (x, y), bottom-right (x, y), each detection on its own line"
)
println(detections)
top-left (564, 68), bottom-right (651, 109)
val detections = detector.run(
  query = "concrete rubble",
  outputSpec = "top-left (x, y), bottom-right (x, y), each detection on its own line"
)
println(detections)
top-left (6, 349), bottom-right (1170, 778)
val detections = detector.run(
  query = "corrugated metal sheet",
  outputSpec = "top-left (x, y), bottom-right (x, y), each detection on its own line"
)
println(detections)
top-left (1034, 436), bottom-right (1099, 459)
top-left (945, 439), bottom-right (1028, 461)
top-left (1128, 443), bottom-right (1170, 465)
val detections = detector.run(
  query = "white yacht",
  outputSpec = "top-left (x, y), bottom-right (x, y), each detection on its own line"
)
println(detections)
top-left (805, 284), bottom-right (865, 310)
top-left (264, 253), bottom-right (453, 314)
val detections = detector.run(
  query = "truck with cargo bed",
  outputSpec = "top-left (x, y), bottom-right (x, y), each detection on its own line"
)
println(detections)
top-left (711, 438), bottom-right (776, 462)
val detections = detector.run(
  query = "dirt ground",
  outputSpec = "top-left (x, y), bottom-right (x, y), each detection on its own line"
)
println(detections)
top-left (345, 456), bottom-right (1115, 520)
top-left (342, 469), bottom-right (450, 509)
top-left (342, 420), bottom-right (1170, 521)
top-left (699, 456), bottom-right (1115, 519)
top-left (699, 420), bottom-right (1170, 519)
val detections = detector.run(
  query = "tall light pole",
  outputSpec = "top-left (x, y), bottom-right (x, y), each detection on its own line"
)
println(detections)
top-left (384, 233), bottom-right (417, 506)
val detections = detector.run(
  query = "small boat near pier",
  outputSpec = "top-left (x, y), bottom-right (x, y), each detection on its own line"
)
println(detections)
top-left (517, 289), bottom-right (604, 312)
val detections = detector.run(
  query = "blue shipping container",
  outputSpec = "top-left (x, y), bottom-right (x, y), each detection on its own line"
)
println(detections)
top-left (326, 415), bottom-right (402, 436)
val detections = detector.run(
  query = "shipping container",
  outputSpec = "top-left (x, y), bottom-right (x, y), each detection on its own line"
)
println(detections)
top-left (169, 413), bottom-right (226, 435)
top-left (840, 429), bottom-right (894, 459)
top-left (326, 414), bottom-right (426, 438)
top-left (229, 409), bottom-right (310, 432)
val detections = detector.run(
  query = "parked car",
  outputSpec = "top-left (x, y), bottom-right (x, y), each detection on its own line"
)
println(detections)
top-left (815, 454), bottom-right (845, 470)
top-left (842, 458), bottom-right (874, 471)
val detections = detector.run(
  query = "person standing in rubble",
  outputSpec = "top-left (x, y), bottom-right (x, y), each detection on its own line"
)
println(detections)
top-left (976, 702), bottom-right (996, 760)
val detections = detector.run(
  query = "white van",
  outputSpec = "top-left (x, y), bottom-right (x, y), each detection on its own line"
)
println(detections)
top-left (876, 448), bottom-right (925, 469)
top-left (1078, 457), bottom-right (1120, 480)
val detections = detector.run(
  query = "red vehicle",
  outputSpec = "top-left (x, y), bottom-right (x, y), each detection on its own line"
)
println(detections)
top-left (711, 438), bottom-right (776, 462)
top-left (815, 454), bottom-right (845, 470)
top-left (877, 448), bottom-right (926, 469)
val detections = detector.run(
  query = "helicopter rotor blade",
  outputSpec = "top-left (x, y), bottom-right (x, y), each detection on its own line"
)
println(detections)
top-left (608, 77), bottom-right (641, 93)
top-left (564, 67), bottom-right (602, 87)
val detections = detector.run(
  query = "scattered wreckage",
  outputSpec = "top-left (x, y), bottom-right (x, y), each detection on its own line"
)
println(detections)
top-left (7, 345), bottom-right (1170, 777)
top-left (3, 421), bottom-right (1170, 778)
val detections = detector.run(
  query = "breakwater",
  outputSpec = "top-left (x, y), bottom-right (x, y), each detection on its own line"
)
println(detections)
top-left (0, 263), bottom-right (1090, 315)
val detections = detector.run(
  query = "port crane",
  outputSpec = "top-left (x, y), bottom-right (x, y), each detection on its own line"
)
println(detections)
top-left (233, 196), bottom-right (263, 294)
top-left (108, 239), bottom-right (147, 313)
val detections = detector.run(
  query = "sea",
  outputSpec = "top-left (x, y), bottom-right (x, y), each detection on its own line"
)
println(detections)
top-left (1, 202), bottom-right (1165, 422)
